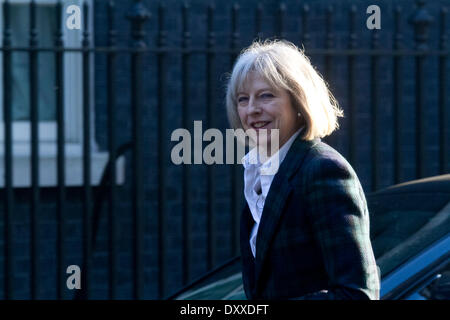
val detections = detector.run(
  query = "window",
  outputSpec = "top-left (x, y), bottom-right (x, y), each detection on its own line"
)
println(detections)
top-left (0, 0), bottom-right (124, 187)
top-left (416, 260), bottom-right (450, 300)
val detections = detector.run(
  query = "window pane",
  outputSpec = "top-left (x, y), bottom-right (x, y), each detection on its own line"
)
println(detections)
top-left (10, 4), bottom-right (56, 121)
top-left (368, 188), bottom-right (450, 278)
top-left (419, 261), bottom-right (450, 300)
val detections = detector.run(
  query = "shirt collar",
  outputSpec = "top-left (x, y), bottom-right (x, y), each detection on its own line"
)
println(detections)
top-left (241, 127), bottom-right (303, 175)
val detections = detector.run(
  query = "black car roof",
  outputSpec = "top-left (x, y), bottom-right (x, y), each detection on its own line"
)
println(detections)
top-left (370, 174), bottom-right (450, 196)
top-left (368, 174), bottom-right (450, 277)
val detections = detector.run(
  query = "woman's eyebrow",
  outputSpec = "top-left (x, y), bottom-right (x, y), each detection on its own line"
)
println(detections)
top-left (237, 87), bottom-right (274, 95)
top-left (255, 87), bottom-right (277, 95)
top-left (257, 87), bottom-right (275, 92)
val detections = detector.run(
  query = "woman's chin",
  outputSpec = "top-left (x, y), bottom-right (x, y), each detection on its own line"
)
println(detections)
top-left (255, 138), bottom-right (273, 153)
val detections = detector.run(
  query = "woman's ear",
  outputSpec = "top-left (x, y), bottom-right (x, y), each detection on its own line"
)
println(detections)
top-left (296, 111), bottom-right (304, 128)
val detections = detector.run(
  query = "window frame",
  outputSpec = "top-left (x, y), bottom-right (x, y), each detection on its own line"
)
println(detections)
top-left (0, 0), bottom-right (125, 187)
top-left (380, 233), bottom-right (450, 299)
top-left (0, 0), bottom-right (89, 143)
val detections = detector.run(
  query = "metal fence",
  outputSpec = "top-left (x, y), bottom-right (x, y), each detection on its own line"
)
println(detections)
top-left (1, 0), bottom-right (449, 299)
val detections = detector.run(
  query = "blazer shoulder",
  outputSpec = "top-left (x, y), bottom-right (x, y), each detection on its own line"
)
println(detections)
top-left (304, 141), bottom-right (354, 171)
top-left (306, 140), bottom-right (347, 161)
top-left (294, 141), bottom-right (360, 189)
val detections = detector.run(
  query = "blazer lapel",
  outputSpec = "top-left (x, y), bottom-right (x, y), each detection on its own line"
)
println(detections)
top-left (253, 136), bottom-right (320, 294)
top-left (240, 203), bottom-right (256, 298)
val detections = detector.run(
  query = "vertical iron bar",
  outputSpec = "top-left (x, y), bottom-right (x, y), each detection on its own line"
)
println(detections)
top-left (416, 48), bottom-right (426, 179)
top-left (181, 2), bottom-right (191, 286)
top-left (323, 5), bottom-right (335, 148)
top-left (81, 1), bottom-right (92, 299)
top-left (254, 3), bottom-right (263, 40)
top-left (107, 0), bottom-right (118, 300)
top-left (410, 0), bottom-right (433, 179)
top-left (393, 6), bottom-right (403, 184)
top-left (325, 5), bottom-right (334, 79)
top-left (230, 3), bottom-right (240, 257)
top-left (301, 4), bottom-right (310, 50)
top-left (2, 0), bottom-right (13, 300)
top-left (439, 7), bottom-right (448, 174)
top-left (370, 29), bottom-right (380, 191)
top-left (206, 3), bottom-right (216, 270)
top-left (348, 6), bottom-right (357, 168)
top-left (277, 3), bottom-right (286, 39)
top-left (29, 0), bottom-right (40, 300)
top-left (127, 0), bottom-right (149, 299)
top-left (157, 2), bottom-right (166, 299)
top-left (55, 0), bottom-right (65, 300)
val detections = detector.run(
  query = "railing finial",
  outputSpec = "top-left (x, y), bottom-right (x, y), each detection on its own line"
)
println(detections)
top-left (126, 0), bottom-right (151, 48)
top-left (409, 0), bottom-right (434, 50)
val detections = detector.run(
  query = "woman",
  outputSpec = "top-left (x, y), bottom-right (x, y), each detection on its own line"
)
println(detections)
top-left (226, 40), bottom-right (380, 300)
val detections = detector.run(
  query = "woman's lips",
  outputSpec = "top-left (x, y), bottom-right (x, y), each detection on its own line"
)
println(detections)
top-left (251, 121), bottom-right (271, 130)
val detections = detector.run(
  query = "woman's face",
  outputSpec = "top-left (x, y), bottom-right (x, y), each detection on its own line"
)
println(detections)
top-left (237, 72), bottom-right (301, 152)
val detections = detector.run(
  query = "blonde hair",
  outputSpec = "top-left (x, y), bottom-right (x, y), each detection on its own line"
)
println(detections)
top-left (225, 39), bottom-right (343, 141)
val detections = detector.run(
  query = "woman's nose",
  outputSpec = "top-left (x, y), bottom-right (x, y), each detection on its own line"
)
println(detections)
top-left (248, 97), bottom-right (261, 114)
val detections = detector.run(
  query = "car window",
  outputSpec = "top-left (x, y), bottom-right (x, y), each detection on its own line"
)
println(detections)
top-left (176, 273), bottom-right (243, 300)
top-left (418, 260), bottom-right (450, 300)
top-left (368, 191), bottom-right (450, 278)
top-left (171, 257), bottom-right (242, 300)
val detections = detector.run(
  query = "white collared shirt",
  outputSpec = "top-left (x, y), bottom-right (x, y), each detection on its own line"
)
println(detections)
top-left (241, 128), bottom-right (303, 258)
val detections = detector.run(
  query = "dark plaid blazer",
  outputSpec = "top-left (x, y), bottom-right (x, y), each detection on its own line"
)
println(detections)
top-left (240, 135), bottom-right (380, 300)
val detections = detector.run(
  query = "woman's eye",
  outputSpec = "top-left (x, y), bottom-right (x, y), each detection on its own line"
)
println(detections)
top-left (238, 97), bottom-right (248, 103)
top-left (260, 93), bottom-right (274, 99)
